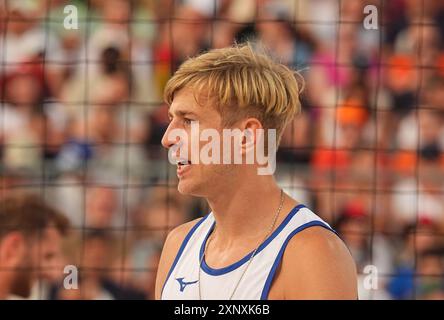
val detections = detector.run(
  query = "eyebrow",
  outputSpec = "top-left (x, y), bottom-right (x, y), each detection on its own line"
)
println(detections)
top-left (168, 109), bottom-right (198, 119)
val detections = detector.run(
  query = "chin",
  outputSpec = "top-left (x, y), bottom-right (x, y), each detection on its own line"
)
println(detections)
top-left (177, 181), bottom-right (196, 195)
top-left (177, 180), bottom-right (205, 197)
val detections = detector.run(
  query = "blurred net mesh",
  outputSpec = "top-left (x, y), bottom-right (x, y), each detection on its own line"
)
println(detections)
top-left (0, 0), bottom-right (444, 300)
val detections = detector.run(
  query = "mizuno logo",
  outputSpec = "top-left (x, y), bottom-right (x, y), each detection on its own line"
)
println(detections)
top-left (175, 277), bottom-right (198, 292)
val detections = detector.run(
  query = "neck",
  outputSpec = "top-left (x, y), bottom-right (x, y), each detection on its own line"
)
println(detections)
top-left (205, 169), bottom-right (287, 245)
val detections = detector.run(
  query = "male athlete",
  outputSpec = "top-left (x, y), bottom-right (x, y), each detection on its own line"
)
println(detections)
top-left (156, 44), bottom-right (357, 300)
top-left (0, 194), bottom-right (69, 299)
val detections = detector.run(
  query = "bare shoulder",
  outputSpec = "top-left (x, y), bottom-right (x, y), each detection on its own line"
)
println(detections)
top-left (269, 226), bottom-right (358, 300)
top-left (154, 218), bottom-right (203, 300)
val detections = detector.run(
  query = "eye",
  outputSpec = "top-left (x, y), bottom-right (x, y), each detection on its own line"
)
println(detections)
top-left (183, 118), bottom-right (193, 125)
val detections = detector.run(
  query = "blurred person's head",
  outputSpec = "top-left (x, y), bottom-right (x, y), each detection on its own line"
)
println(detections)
top-left (4, 1), bottom-right (39, 35)
top-left (0, 194), bottom-right (69, 299)
top-left (101, 46), bottom-right (124, 75)
top-left (349, 151), bottom-right (375, 178)
top-left (170, 5), bottom-right (209, 59)
top-left (85, 186), bottom-right (118, 228)
top-left (416, 113), bottom-right (444, 169)
top-left (212, 21), bottom-right (237, 49)
top-left (4, 71), bottom-right (44, 108)
top-left (385, 54), bottom-right (418, 93)
top-left (54, 229), bottom-right (116, 300)
top-left (132, 185), bottom-right (193, 227)
top-left (256, 3), bottom-right (295, 46)
top-left (0, 172), bottom-right (27, 201)
top-left (87, 105), bottom-right (119, 143)
top-left (337, 23), bottom-right (359, 58)
top-left (95, 77), bottom-right (130, 105)
top-left (141, 197), bottom-right (187, 242)
top-left (102, 0), bottom-right (131, 26)
top-left (336, 102), bottom-right (369, 149)
top-left (59, 230), bottom-right (118, 300)
top-left (333, 200), bottom-right (371, 268)
top-left (402, 220), bottom-right (442, 257)
top-left (418, 108), bottom-right (443, 147)
top-left (405, 0), bottom-right (439, 20)
top-left (341, 0), bottom-right (368, 20)
top-left (81, 230), bottom-right (114, 280)
top-left (256, 2), bottom-right (315, 67)
top-left (418, 247), bottom-right (444, 276)
top-left (423, 76), bottom-right (444, 110)
top-left (89, 48), bottom-right (131, 106)
top-left (416, 247), bottom-right (444, 299)
top-left (395, 18), bottom-right (441, 65)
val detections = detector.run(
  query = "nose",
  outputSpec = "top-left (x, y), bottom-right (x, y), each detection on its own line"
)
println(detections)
top-left (161, 122), bottom-right (180, 149)
top-left (161, 124), bottom-right (172, 149)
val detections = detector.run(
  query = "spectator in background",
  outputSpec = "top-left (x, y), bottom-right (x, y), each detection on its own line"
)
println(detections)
top-left (415, 247), bottom-right (444, 299)
top-left (390, 160), bottom-right (444, 230)
top-left (256, 1), bottom-right (315, 70)
top-left (55, 230), bottom-right (144, 300)
top-left (60, 45), bottom-right (131, 119)
top-left (127, 185), bottom-right (193, 298)
top-left (393, 0), bottom-right (442, 68)
top-left (0, 0), bottom-right (65, 97)
top-left (153, 2), bottom-right (212, 97)
top-left (395, 106), bottom-right (444, 155)
top-left (85, 186), bottom-right (119, 229)
top-left (311, 101), bottom-right (371, 174)
top-left (78, 0), bottom-right (156, 105)
top-left (140, 197), bottom-right (189, 243)
top-left (1, 67), bottom-right (66, 175)
top-left (1, 70), bottom-right (44, 174)
top-left (69, 0), bottom-right (132, 92)
top-left (387, 219), bottom-right (444, 299)
top-left (60, 0), bottom-right (157, 128)
top-left (130, 187), bottom-right (191, 262)
top-left (334, 201), bottom-right (393, 299)
top-left (58, 43), bottom-right (150, 180)
top-left (254, 2), bottom-right (316, 166)
top-left (423, 76), bottom-right (444, 110)
top-left (0, 194), bottom-right (69, 299)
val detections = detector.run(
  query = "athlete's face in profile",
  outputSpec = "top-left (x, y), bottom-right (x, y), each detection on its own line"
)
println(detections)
top-left (162, 87), bottom-right (237, 196)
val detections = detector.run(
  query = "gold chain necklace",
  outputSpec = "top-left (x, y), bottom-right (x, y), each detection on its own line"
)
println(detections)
top-left (198, 189), bottom-right (284, 300)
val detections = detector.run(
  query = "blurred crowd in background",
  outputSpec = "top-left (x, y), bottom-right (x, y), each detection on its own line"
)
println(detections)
top-left (0, 0), bottom-right (443, 300)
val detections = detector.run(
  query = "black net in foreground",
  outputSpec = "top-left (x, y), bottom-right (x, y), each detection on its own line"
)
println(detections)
top-left (0, 0), bottom-right (443, 301)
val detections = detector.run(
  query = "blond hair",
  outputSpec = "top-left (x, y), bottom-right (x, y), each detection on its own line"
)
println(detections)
top-left (164, 43), bottom-right (303, 142)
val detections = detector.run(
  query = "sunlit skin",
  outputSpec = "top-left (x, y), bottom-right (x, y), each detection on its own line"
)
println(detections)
top-left (155, 87), bottom-right (357, 299)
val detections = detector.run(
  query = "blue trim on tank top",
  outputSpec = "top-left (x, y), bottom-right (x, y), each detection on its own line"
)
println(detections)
top-left (199, 204), bottom-right (307, 276)
top-left (161, 214), bottom-right (209, 298)
top-left (260, 220), bottom-right (337, 300)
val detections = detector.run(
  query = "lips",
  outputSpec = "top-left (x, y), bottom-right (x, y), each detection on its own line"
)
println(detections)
top-left (176, 159), bottom-right (191, 166)
top-left (176, 158), bottom-right (191, 178)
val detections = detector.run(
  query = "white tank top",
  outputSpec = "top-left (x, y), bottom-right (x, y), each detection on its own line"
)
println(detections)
top-left (161, 204), bottom-right (336, 300)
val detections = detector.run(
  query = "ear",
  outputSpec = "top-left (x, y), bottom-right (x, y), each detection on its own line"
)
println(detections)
top-left (0, 232), bottom-right (26, 268)
top-left (239, 118), bottom-right (264, 155)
